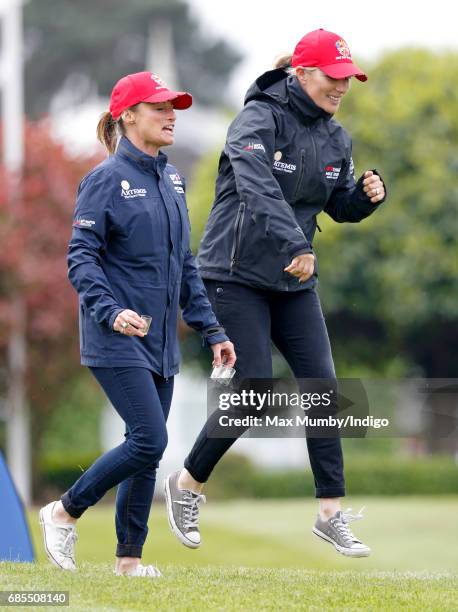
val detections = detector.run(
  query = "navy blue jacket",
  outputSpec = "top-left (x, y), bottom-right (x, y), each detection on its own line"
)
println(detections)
top-left (198, 70), bottom-right (386, 291)
top-left (68, 136), bottom-right (228, 377)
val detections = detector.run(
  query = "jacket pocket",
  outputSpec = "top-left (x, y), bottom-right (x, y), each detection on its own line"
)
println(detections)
top-left (292, 149), bottom-right (306, 202)
top-left (230, 201), bottom-right (246, 272)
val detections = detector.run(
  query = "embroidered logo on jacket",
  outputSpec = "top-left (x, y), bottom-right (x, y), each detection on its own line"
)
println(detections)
top-left (120, 180), bottom-right (147, 199)
top-left (169, 173), bottom-right (184, 194)
top-left (243, 142), bottom-right (266, 152)
top-left (273, 160), bottom-right (297, 174)
top-left (73, 218), bottom-right (95, 228)
top-left (325, 165), bottom-right (341, 180)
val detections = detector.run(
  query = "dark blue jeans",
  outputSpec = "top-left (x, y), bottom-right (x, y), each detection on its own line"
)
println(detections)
top-left (185, 280), bottom-right (345, 498)
top-left (61, 367), bottom-right (173, 558)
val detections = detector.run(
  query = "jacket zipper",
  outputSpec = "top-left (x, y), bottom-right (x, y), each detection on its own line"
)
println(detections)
top-left (230, 202), bottom-right (246, 272)
top-left (292, 149), bottom-right (306, 201)
top-left (309, 128), bottom-right (318, 193)
top-left (80, 304), bottom-right (86, 349)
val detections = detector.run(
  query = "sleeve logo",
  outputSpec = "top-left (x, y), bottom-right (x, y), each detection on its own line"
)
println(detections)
top-left (243, 142), bottom-right (266, 152)
top-left (73, 217), bottom-right (96, 228)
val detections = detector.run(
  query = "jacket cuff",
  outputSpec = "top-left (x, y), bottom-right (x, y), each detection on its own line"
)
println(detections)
top-left (201, 325), bottom-right (228, 347)
top-left (108, 307), bottom-right (124, 331)
top-left (290, 247), bottom-right (314, 259)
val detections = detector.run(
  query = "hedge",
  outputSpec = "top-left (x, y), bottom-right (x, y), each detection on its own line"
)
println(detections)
top-left (39, 452), bottom-right (458, 499)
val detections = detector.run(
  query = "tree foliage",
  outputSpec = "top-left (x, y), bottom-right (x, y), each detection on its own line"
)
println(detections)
top-left (186, 49), bottom-right (458, 377)
top-left (317, 49), bottom-right (458, 376)
top-left (24, 0), bottom-right (242, 117)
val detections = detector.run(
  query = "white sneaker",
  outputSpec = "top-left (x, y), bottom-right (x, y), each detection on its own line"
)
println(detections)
top-left (115, 564), bottom-right (162, 578)
top-left (39, 501), bottom-right (78, 570)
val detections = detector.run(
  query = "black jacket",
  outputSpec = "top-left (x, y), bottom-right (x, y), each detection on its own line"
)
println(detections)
top-left (198, 69), bottom-right (386, 291)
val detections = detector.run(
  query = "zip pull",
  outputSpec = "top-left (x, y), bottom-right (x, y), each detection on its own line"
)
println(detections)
top-left (230, 201), bottom-right (246, 272)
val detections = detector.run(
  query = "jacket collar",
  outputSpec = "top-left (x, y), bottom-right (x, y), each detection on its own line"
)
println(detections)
top-left (116, 136), bottom-right (168, 173)
top-left (244, 70), bottom-right (333, 126)
top-left (286, 76), bottom-right (332, 125)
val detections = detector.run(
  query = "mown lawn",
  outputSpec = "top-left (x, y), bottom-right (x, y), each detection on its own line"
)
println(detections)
top-left (1, 564), bottom-right (456, 611)
top-left (0, 497), bottom-right (456, 610)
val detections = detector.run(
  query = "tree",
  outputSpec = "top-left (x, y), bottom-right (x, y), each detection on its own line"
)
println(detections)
top-left (24, 0), bottom-right (242, 117)
top-left (0, 121), bottom-right (100, 490)
top-left (316, 49), bottom-right (458, 379)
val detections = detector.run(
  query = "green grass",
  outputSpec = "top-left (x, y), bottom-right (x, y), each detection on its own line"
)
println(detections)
top-left (0, 497), bottom-right (457, 610)
top-left (1, 564), bottom-right (456, 611)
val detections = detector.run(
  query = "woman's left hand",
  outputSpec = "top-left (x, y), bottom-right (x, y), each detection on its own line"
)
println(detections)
top-left (362, 170), bottom-right (385, 203)
top-left (211, 341), bottom-right (236, 368)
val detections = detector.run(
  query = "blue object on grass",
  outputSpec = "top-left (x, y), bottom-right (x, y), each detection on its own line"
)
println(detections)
top-left (0, 451), bottom-right (35, 562)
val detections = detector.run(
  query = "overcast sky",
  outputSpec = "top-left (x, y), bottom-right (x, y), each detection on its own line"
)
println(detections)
top-left (189, 0), bottom-right (458, 102)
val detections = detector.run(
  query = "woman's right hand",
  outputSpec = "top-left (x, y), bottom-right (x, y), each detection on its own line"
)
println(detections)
top-left (284, 253), bottom-right (315, 283)
top-left (113, 309), bottom-right (147, 337)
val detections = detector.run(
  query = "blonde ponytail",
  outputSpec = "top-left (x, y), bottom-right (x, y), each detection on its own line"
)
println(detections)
top-left (273, 53), bottom-right (293, 70)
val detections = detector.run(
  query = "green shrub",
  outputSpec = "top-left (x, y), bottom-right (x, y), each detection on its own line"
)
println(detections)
top-left (40, 452), bottom-right (99, 492)
top-left (39, 452), bottom-right (458, 500)
top-left (206, 454), bottom-right (458, 499)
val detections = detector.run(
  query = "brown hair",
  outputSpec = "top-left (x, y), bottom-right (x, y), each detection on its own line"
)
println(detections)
top-left (96, 104), bottom-right (143, 154)
top-left (273, 53), bottom-right (293, 70)
top-left (96, 111), bottom-right (121, 155)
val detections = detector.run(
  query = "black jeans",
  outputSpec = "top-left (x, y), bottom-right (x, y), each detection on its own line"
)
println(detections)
top-left (185, 280), bottom-right (345, 498)
top-left (61, 368), bottom-right (173, 557)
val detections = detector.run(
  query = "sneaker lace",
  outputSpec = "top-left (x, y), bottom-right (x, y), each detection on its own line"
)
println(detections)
top-left (176, 490), bottom-right (206, 530)
top-left (59, 527), bottom-right (78, 559)
top-left (334, 507), bottom-right (366, 544)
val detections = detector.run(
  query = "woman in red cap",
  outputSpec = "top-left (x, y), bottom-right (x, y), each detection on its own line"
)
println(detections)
top-left (39, 71), bottom-right (235, 577)
top-left (166, 30), bottom-right (386, 558)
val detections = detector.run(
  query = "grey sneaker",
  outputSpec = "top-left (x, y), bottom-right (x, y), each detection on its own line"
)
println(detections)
top-left (39, 502), bottom-right (78, 570)
top-left (164, 471), bottom-right (206, 549)
top-left (313, 507), bottom-right (371, 558)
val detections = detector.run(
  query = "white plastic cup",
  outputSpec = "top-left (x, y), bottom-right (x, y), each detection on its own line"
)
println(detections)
top-left (211, 364), bottom-right (236, 385)
top-left (140, 315), bottom-right (152, 334)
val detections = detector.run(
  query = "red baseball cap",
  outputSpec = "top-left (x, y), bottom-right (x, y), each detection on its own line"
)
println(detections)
top-left (109, 71), bottom-right (193, 120)
top-left (291, 29), bottom-right (367, 82)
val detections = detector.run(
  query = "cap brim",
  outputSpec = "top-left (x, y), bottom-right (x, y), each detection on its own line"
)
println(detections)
top-left (320, 62), bottom-right (367, 82)
top-left (142, 90), bottom-right (193, 109)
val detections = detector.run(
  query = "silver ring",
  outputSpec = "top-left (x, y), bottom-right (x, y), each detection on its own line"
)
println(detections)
top-left (375, 188), bottom-right (380, 195)
top-left (121, 322), bottom-right (128, 329)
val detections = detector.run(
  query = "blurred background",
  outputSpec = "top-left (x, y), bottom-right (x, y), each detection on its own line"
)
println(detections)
top-left (0, 0), bottom-right (457, 571)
